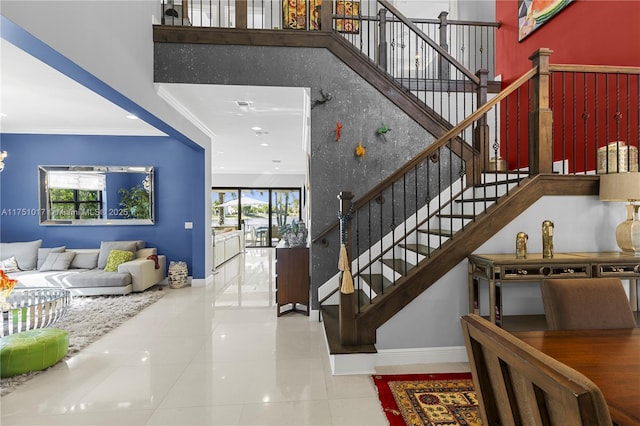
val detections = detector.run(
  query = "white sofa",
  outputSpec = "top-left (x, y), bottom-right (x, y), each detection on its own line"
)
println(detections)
top-left (213, 228), bottom-right (243, 268)
top-left (1, 240), bottom-right (166, 296)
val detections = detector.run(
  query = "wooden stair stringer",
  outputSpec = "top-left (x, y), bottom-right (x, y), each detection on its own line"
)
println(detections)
top-left (353, 174), bottom-right (599, 345)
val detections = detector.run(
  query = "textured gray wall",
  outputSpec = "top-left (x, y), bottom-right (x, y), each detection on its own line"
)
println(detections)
top-left (155, 43), bottom-right (438, 307)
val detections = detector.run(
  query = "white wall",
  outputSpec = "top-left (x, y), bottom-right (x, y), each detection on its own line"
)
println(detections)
top-left (212, 172), bottom-right (306, 188)
top-left (390, 0), bottom-right (452, 17)
top-left (2, 0), bottom-right (214, 277)
top-left (1, 1), bottom-right (208, 149)
top-left (376, 195), bottom-right (623, 349)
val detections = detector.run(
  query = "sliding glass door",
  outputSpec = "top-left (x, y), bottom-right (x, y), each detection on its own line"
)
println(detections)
top-left (212, 187), bottom-right (301, 247)
top-left (271, 190), bottom-right (301, 246)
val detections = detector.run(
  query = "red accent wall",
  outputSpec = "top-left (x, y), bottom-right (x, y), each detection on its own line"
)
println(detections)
top-left (496, 0), bottom-right (640, 85)
top-left (495, 0), bottom-right (640, 172)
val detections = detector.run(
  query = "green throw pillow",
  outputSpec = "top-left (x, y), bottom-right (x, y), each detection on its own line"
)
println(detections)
top-left (104, 250), bottom-right (133, 272)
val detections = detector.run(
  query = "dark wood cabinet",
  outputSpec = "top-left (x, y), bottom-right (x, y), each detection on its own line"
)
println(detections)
top-left (275, 246), bottom-right (310, 317)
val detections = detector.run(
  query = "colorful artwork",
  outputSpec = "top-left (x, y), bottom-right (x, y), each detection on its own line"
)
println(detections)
top-left (309, 0), bottom-right (322, 30)
top-left (335, 122), bottom-right (343, 141)
top-left (336, 1), bottom-right (360, 34)
top-left (518, 0), bottom-right (574, 41)
top-left (283, 0), bottom-right (307, 30)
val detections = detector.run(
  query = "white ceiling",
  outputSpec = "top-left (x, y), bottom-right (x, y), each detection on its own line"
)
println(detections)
top-left (0, 39), bottom-right (308, 175)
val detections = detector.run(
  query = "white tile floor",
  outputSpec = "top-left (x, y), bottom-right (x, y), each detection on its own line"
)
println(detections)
top-left (0, 248), bottom-right (469, 425)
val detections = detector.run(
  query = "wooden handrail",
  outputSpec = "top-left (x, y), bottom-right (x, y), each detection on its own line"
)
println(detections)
top-left (550, 64), bottom-right (640, 74)
top-left (312, 66), bottom-right (539, 244)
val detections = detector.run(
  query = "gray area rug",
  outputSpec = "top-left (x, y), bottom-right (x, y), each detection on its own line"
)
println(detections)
top-left (0, 288), bottom-right (166, 396)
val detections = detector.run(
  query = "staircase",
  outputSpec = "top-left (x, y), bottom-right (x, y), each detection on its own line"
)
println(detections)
top-left (320, 172), bottom-right (600, 354)
top-left (152, 0), bottom-right (636, 357)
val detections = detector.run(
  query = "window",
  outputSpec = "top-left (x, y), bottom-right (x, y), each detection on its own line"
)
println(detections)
top-left (212, 187), bottom-right (302, 247)
top-left (49, 188), bottom-right (103, 219)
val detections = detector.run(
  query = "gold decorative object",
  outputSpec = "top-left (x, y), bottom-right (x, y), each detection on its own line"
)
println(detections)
top-left (599, 172), bottom-right (640, 254)
top-left (597, 141), bottom-right (638, 174)
top-left (542, 220), bottom-right (554, 258)
top-left (489, 157), bottom-right (507, 172)
top-left (515, 232), bottom-right (528, 258)
top-left (0, 270), bottom-right (18, 311)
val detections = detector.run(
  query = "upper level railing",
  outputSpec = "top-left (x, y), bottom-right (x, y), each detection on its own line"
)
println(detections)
top-left (159, 0), bottom-right (500, 126)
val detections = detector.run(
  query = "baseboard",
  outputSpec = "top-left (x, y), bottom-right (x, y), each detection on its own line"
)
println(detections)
top-left (191, 275), bottom-right (213, 287)
top-left (326, 343), bottom-right (469, 375)
top-left (309, 308), bottom-right (320, 321)
top-left (375, 346), bottom-right (469, 366)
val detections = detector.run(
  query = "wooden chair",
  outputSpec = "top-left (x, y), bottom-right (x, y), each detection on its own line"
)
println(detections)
top-left (461, 314), bottom-right (613, 426)
top-left (541, 278), bottom-right (636, 330)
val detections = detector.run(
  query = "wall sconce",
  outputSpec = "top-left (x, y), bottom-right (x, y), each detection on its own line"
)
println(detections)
top-left (599, 172), bottom-right (640, 254)
top-left (0, 151), bottom-right (7, 172)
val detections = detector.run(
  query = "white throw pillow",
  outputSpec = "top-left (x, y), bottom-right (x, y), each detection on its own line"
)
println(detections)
top-left (0, 240), bottom-right (42, 271)
top-left (39, 252), bottom-right (76, 272)
top-left (0, 256), bottom-right (20, 273)
top-left (37, 246), bottom-right (66, 270)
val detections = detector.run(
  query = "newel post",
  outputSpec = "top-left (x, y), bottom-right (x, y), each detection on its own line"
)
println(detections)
top-left (471, 69), bottom-right (490, 185)
top-left (438, 11), bottom-right (450, 80)
top-left (378, 8), bottom-right (388, 72)
top-left (338, 191), bottom-right (356, 346)
top-left (529, 48), bottom-right (554, 174)
top-left (320, 1), bottom-right (333, 32)
top-left (236, 0), bottom-right (247, 29)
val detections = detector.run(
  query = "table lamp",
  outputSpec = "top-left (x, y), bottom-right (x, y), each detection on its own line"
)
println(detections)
top-left (599, 172), bottom-right (640, 254)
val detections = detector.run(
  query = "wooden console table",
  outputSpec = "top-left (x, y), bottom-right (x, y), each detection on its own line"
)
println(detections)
top-left (468, 252), bottom-right (640, 327)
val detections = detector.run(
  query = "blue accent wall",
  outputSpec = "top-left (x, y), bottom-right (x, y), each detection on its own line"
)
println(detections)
top-left (0, 16), bottom-right (208, 280)
top-left (0, 134), bottom-right (203, 277)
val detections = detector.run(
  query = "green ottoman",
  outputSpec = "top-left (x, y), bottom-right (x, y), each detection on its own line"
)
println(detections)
top-left (0, 328), bottom-right (69, 378)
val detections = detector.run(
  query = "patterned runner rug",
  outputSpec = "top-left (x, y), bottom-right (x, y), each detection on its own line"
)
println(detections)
top-left (372, 372), bottom-right (482, 425)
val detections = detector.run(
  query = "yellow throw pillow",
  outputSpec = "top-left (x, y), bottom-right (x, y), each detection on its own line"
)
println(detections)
top-left (104, 250), bottom-right (133, 272)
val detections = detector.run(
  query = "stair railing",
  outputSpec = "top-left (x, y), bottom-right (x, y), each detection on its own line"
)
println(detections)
top-left (318, 49), bottom-right (533, 344)
top-left (318, 62), bottom-right (540, 343)
top-left (322, 49), bottom-right (640, 345)
top-left (334, 0), bottom-right (498, 128)
top-left (160, 1), bottom-right (501, 121)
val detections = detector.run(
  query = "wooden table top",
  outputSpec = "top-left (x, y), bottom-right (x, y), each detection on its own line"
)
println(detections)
top-left (513, 328), bottom-right (640, 426)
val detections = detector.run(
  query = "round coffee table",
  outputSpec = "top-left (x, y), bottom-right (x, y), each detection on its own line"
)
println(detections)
top-left (1, 288), bottom-right (71, 337)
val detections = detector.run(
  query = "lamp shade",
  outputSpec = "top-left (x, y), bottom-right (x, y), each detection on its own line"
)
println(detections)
top-left (599, 172), bottom-right (640, 201)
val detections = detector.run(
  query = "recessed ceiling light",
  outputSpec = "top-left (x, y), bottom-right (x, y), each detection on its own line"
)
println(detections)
top-left (126, 114), bottom-right (138, 120)
top-left (217, 151), bottom-right (225, 154)
top-left (251, 126), bottom-right (262, 131)
top-left (260, 143), bottom-right (269, 147)
top-left (0, 113), bottom-right (7, 117)
top-left (219, 166), bottom-right (225, 169)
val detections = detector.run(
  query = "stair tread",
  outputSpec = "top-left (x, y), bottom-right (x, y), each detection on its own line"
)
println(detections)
top-left (381, 258), bottom-right (416, 275)
top-left (437, 213), bottom-right (475, 219)
top-left (360, 273), bottom-right (394, 294)
top-left (474, 177), bottom-right (522, 187)
top-left (455, 196), bottom-right (499, 202)
top-left (399, 243), bottom-right (435, 256)
top-left (320, 305), bottom-right (377, 355)
top-left (418, 228), bottom-right (455, 237)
